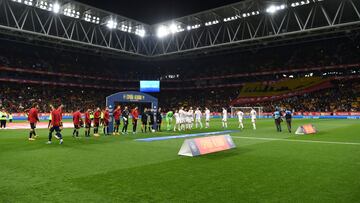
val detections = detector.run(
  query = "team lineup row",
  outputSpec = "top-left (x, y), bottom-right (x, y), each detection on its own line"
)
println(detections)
top-left (23, 102), bottom-right (270, 144)
top-left (24, 103), bottom-right (293, 145)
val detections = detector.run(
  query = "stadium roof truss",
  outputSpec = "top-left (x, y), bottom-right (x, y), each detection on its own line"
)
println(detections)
top-left (0, 0), bottom-right (359, 58)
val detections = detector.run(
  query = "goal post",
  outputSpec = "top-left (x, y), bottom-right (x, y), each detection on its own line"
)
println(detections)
top-left (230, 106), bottom-right (263, 118)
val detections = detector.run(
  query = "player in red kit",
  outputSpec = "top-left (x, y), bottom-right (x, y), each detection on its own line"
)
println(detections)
top-left (27, 103), bottom-right (39, 141)
top-left (84, 109), bottom-right (92, 137)
top-left (47, 104), bottom-right (63, 144)
top-left (113, 105), bottom-right (121, 135)
top-left (93, 107), bottom-right (101, 136)
top-left (103, 107), bottom-right (110, 135)
top-left (72, 108), bottom-right (83, 138)
top-left (131, 107), bottom-right (139, 134)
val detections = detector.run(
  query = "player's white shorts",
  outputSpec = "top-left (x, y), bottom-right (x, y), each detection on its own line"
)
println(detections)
top-left (239, 119), bottom-right (243, 123)
top-left (175, 119), bottom-right (181, 124)
top-left (195, 118), bottom-right (201, 122)
top-left (251, 118), bottom-right (256, 123)
top-left (222, 118), bottom-right (227, 122)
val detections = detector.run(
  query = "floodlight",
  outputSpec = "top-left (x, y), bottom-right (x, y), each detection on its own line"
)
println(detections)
top-left (266, 5), bottom-right (277, 13)
top-left (157, 26), bottom-right (169, 38)
top-left (136, 29), bottom-right (146, 37)
top-left (169, 24), bottom-right (177, 34)
top-left (53, 3), bottom-right (60, 13)
top-left (106, 20), bottom-right (117, 29)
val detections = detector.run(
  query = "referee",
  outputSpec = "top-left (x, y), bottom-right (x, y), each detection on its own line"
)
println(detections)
top-left (285, 109), bottom-right (292, 133)
top-left (274, 108), bottom-right (282, 132)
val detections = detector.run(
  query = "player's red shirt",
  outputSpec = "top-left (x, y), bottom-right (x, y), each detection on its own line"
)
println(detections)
top-left (94, 110), bottom-right (101, 123)
top-left (28, 108), bottom-right (39, 123)
top-left (85, 112), bottom-right (91, 124)
top-left (113, 108), bottom-right (121, 120)
top-left (51, 107), bottom-right (62, 127)
top-left (73, 111), bottom-right (82, 125)
top-left (104, 110), bottom-right (110, 122)
top-left (131, 109), bottom-right (139, 120)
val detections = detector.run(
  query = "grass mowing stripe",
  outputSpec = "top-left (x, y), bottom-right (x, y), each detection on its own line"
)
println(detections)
top-left (232, 136), bottom-right (360, 145)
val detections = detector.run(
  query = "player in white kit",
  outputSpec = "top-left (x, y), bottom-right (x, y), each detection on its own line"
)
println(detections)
top-left (179, 107), bottom-right (186, 131)
top-left (205, 107), bottom-right (211, 128)
top-left (188, 107), bottom-right (194, 129)
top-left (222, 108), bottom-right (228, 128)
top-left (250, 108), bottom-right (257, 130)
top-left (173, 110), bottom-right (180, 131)
top-left (237, 110), bottom-right (244, 129)
top-left (194, 108), bottom-right (203, 129)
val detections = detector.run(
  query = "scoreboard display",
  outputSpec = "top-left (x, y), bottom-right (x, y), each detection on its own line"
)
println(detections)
top-left (140, 80), bottom-right (160, 92)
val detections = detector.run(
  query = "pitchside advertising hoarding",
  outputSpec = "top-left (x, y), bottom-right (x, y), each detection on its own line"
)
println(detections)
top-left (178, 135), bottom-right (236, 157)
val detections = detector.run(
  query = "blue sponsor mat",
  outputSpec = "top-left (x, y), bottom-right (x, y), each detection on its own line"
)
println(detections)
top-left (135, 130), bottom-right (239, 142)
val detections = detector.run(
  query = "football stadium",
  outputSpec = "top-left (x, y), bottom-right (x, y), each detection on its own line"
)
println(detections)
top-left (0, 0), bottom-right (360, 202)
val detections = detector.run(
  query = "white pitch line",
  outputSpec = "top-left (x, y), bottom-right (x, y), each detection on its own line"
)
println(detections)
top-left (231, 136), bottom-right (360, 146)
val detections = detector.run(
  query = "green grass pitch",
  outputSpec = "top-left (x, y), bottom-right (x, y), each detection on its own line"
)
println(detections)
top-left (0, 118), bottom-right (360, 202)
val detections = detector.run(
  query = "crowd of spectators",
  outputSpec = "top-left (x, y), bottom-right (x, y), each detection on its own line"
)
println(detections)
top-left (0, 35), bottom-right (359, 113)
top-left (246, 80), bottom-right (360, 113)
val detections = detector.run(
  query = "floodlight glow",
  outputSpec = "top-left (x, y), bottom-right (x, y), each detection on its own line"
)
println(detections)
top-left (291, 0), bottom-right (310, 7)
top-left (106, 20), bottom-right (117, 29)
top-left (169, 24), bottom-right (178, 34)
top-left (157, 25), bottom-right (169, 38)
top-left (266, 5), bottom-right (277, 13)
top-left (53, 3), bottom-right (60, 13)
top-left (266, 4), bottom-right (286, 13)
top-left (186, 24), bottom-right (200, 30)
top-left (135, 29), bottom-right (146, 37)
top-left (24, 0), bottom-right (33, 5)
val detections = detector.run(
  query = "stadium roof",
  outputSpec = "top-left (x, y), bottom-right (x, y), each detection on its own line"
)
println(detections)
top-left (0, 0), bottom-right (360, 58)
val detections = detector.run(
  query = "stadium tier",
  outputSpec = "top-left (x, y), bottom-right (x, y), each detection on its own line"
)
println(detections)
top-left (0, 36), bottom-right (359, 113)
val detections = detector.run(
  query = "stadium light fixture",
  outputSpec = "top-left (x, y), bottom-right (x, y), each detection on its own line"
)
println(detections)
top-left (24, 0), bottom-right (33, 5)
top-left (291, 0), bottom-right (311, 7)
top-left (106, 19), bottom-right (117, 29)
top-left (135, 29), bottom-right (146, 37)
top-left (205, 20), bottom-right (219, 26)
top-left (186, 24), bottom-right (201, 31)
top-left (157, 25), bottom-right (170, 38)
top-left (266, 4), bottom-right (286, 14)
top-left (169, 24), bottom-right (178, 34)
top-left (64, 8), bottom-right (80, 18)
top-left (84, 14), bottom-right (100, 24)
top-left (38, 1), bottom-right (53, 11)
top-left (52, 3), bottom-right (60, 13)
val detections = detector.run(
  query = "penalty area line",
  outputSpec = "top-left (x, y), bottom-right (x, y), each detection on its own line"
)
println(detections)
top-left (231, 136), bottom-right (360, 146)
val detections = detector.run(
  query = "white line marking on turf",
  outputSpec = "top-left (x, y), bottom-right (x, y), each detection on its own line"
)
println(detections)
top-left (231, 136), bottom-right (360, 146)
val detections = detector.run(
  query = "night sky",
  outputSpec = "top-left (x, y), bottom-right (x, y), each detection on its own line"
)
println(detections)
top-left (76, 0), bottom-right (242, 24)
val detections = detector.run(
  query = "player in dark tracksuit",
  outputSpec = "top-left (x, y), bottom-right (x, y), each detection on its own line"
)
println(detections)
top-left (122, 107), bottom-right (130, 134)
top-left (285, 109), bottom-right (292, 133)
top-left (156, 108), bottom-right (162, 132)
top-left (148, 109), bottom-right (155, 132)
top-left (274, 109), bottom-right (282, 132)
top-left (141, 108), bottom-right (148, 133)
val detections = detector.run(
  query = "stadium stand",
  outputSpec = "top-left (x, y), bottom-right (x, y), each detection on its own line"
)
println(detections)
top-left (0, 36), bottom-right (359, 113)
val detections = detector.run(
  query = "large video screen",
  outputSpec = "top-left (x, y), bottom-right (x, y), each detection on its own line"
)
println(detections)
top-left (140, 80), bottom-right (160, 92)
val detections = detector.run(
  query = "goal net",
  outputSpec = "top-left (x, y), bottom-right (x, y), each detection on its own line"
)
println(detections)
top-left (230, 107), bottom-right (263, 118)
